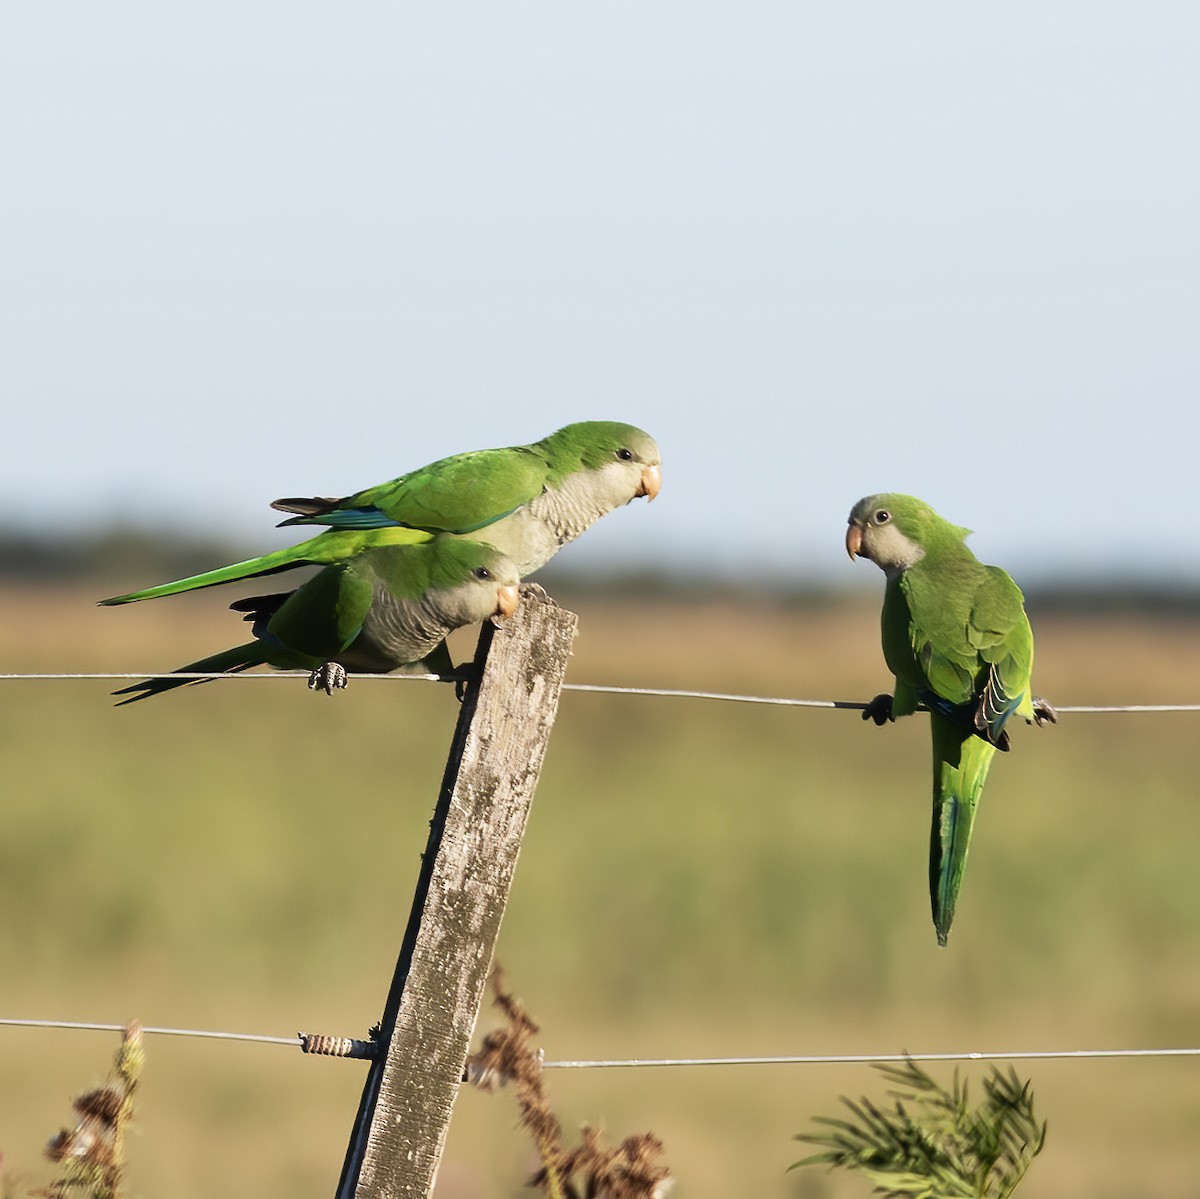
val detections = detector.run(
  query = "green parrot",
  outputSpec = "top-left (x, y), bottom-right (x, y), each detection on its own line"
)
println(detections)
top-left (99, 420), bottom-right (660, 606)
top-left (113, 537), bottom-right (520, 704)
top-left (270, 419), bottom-right (662, 574)
top-left (845, 493), bottom-right (1055, 946)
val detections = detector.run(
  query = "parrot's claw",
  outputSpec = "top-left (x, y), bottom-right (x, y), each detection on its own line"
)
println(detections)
top-left (861, 693), bottom-right (895, 726)
top-left (517, 581), bottom-right (558, 607)
top-left (1031, 696), bottom-right (1058, 727)
top-left (448, 665), bottom-right (482, 703)
top-left (308, 662), bottom-right (348, 695)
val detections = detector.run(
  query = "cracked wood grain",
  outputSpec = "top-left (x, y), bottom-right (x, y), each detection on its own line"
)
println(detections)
top-left (336, 592), bottom-right (578, 1199)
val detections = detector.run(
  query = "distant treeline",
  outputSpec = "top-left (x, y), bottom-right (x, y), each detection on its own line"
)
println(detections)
top-left (1, 526), bottom-right (1197, 616)
top-left (0, 528), bottom-right (250, 586)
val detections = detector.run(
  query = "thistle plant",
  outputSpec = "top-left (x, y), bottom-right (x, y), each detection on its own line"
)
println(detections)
top-left (792, 1056), bottom-right (1046, 1198)
top-left (465, 971), bottom-right (672, 1199)
top-left (36, 1021), bottom-right (144, 1199)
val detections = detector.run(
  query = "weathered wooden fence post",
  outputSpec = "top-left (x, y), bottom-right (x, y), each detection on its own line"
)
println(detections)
top-left (334, 591), bottom-right (578, 1199)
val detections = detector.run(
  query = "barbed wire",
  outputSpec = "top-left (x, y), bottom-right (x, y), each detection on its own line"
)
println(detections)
top-left (3, 1017), bottom-right (1199, 1068)
top-left (0, 673), bottom-right (1197, 713)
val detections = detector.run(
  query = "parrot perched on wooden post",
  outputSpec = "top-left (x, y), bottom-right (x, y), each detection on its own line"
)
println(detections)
top-left (270, 419), bottom-right (662, 575)
top-left (845, 493), bottom-right (1055, 946)
top-left (112, 537), bottom-right (520, 704)
top-left (100, 421), bottom-right (660, 607)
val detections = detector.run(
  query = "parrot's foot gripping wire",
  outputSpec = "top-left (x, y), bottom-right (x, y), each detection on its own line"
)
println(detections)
top-left (308, 662), bottom-right (349, 695)
top-left (861, 693), bottom-right (894, 726)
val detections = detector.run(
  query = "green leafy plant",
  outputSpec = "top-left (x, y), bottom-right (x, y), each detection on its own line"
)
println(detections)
top-left (792, 1056), bottom-right (1046, 1198)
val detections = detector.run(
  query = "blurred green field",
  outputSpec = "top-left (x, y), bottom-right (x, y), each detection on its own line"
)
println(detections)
top-left (1, 581), bottom-right (1198, 1198)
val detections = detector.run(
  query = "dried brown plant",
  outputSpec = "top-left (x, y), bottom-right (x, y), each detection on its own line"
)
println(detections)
top-left (465, 971), bottom-right (671, 1199)
top-left (35, 1021), bottom-right (144, 1199)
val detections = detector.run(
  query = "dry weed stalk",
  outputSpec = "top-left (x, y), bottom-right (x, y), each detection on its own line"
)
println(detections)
top-left (465, 971), bottom-right (671, 1199)
top-left (36, 1020), bottom-right (143, 1199)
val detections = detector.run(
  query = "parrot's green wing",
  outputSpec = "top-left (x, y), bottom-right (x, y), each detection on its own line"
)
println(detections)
top-left (898, 564), bottom-right (1034, 743)
top-left (966, 566), bottom-right (1036, 740)
top-left (273, 447), bottom-right (553, 533)
top-left (250, 563), bottom-right (375, 663)
top-left (898, 568), bottom-right (980, 706)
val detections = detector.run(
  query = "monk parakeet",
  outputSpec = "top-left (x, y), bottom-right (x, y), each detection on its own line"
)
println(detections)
top-left (270, 419), bottom-right (662, 575)
top-left (845, 493), bottom-right (1055, 946)
top-left (99, 421), bottom-right (660, 606)
top-left (113, 538), bottom-right (520, 704)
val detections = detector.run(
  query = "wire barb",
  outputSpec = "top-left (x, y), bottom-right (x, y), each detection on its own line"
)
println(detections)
top-left (299, 1032), bottom-right (377, 1059)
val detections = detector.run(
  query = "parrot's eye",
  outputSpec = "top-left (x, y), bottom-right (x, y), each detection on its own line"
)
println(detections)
top-left (474, 567), bottom-right (492, 581)
top-left (616, 447), bottom-right (634, 461)
top-left (874, 509), bottom-right (891, 524)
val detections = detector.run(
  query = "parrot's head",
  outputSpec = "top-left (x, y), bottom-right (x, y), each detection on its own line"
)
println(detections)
top-left (846, 493), bottom-right (965, 575)
top-left (551, 421), bottom-right (662, 506)
top-left (427, 540), bottom-right (522, 627)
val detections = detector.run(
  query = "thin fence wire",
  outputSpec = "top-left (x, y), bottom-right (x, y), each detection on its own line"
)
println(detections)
top-left (2, 1018), bottom-right (1198, 1068)
top-left (2, 673), bottom-right (1197, 1075)
top-left (0, 1017), bottom-right (295, 1046)
top-left (540, 1048), bottom-right (1200, 1069)
top-left (0, 673), bottom-right (1197, 714)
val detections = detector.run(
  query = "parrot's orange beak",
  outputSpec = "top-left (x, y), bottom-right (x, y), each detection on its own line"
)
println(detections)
top-left (637, 463), bottom-right (662, 501)
top-left (845, 524), bottom-right (864, 560)
top-left (495, 584), bottom-right (520, 620)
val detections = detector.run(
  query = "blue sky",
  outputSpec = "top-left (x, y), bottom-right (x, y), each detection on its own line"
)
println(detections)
top-left (4, 3), bottom-right (1198, 584)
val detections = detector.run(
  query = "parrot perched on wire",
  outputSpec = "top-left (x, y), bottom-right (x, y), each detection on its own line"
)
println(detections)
top-left (845, 493), bottom-right (1055, 946)
top-left (113, 537), bottom-right (520, 704)
top-left (100, 421), bottom-right (660, 608)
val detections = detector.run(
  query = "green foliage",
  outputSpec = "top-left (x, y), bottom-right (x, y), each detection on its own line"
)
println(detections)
top-left (792, 1057), bottom-right (1046, 1198)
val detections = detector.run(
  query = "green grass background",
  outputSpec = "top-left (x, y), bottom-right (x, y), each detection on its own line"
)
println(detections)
top-left (1, 582), bottom-right (1197, 1198)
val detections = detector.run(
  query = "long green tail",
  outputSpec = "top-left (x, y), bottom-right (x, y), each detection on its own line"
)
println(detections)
top-left (929, 713), bottom-right (997, 947)
top-left (99, 527), bottom-right (430, 605)
top-left (112, 643), bottom-right (269, 705)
